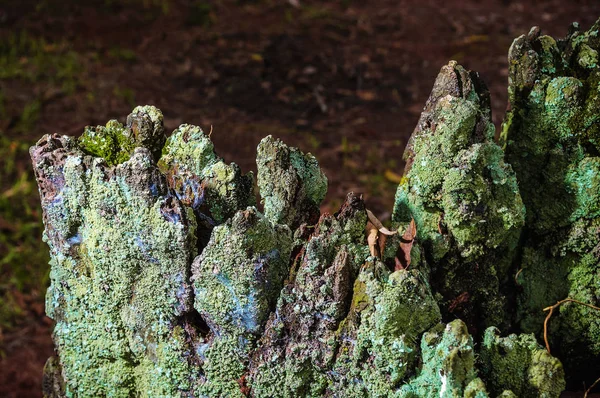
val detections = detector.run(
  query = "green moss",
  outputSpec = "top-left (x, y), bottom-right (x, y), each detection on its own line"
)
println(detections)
top-left (479, 327), bottom-right (565, 397)
top-left (78, 119), bottom-right (136, 166)
top-left (78, 106), bottom-right (166, 166)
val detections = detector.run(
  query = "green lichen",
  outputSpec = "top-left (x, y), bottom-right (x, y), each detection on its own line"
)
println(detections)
top-left (479, 327), bottom-right (565, 397)
top-left (249, 194), bottom-right (369, 398)
top-left (314, 261), bottom-right (442, 398)
top-left (248, 190), bottom-right (443, 398)
top-left (192, 207), bottom-right (292, 335)
top-left (192, 207), bottom-right (293, 396)
top-left (502, 18), bottom-right (600, 387)
top-left (399, 320), bottom-right (480, 397)
top-left (342, 267), bottom-right (441, 396)
top-left (32, 139), bottom-right (201, 396)
top-left (159, 124), bottom-right (255, 224)
top-left (393, 61), bottom-right (525, 332)
top-left (257, 135), bottom-right (328, 229)
top-left (463, 378), bottom-right (489, 398)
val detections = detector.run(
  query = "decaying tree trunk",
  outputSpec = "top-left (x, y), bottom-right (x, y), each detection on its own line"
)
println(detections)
top-left (32, 18), bottom-right (599, 398)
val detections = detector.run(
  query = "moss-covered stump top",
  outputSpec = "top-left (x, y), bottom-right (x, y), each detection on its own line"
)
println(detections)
top-left (79, 105), bottom-right (166, 166)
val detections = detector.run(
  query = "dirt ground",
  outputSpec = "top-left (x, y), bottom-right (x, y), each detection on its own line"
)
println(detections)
top-left (1, 0), bottom-right (599, 396)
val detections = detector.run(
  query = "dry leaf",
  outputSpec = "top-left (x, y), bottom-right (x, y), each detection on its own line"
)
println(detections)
top-left (366, 209), bottom-right (397, 236)
top-left (367, 222), bottom-right (379, 257)
top-left (396, 218), bottom-right (416, 270)
top-left (357, 90), bottom-right (376, 101)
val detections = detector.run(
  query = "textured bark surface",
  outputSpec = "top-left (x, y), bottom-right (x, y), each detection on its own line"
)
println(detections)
top-left (501, 19), bottom-right (600, 388)
top-left (32, 19), bottom-right (600, 398)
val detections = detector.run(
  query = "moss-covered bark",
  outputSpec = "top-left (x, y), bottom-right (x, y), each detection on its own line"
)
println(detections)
top-left (393, 61), bottom-right (525, 334)
top-left (501, 19), bottom-right (600, 388)
top-left (31, 18), bottom-right (600, 398)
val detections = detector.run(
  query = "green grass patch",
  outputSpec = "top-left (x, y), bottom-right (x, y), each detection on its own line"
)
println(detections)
top-left (0, 30), bottom-right (82, 94)
top-left (0, 136), bottom-right (49, 331)
top-left (0, 29), bottom-right (85, 334)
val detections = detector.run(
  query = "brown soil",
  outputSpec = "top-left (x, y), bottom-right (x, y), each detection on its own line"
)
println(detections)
top-left (1, 0), bottom-right (599, 396)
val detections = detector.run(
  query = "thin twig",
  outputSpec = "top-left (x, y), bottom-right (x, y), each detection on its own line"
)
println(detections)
top-left (514, 268), bottom-right (523, 284)
top-left (584, 375), bottom-right (600, 398)
top-left (543, 298), bottom-right (600, 354)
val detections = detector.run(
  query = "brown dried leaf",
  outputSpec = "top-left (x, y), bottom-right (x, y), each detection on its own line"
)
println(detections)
top-left (396, 218), bottom-right (416, 271)
top-left (366, 209), bottom-right (397, 236)
top-left (377, 233), bottom-right (388, 258)
top-left (357, 90), bottom-right (376, 101)
top-left (367, 222), bottom-right (379, 257)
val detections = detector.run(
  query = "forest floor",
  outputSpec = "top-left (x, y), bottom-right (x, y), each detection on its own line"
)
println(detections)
top-left (1, 0), bottom-right (599, 396)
